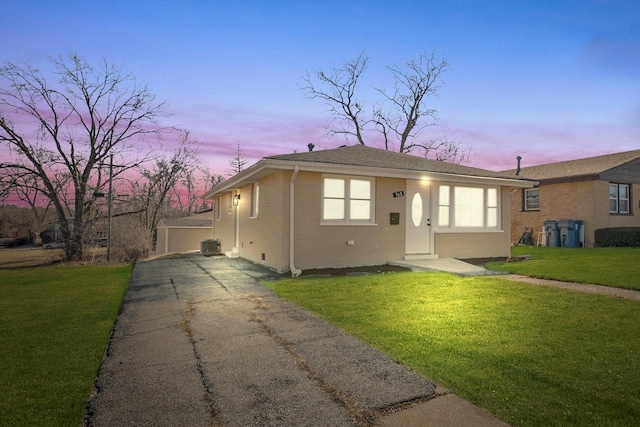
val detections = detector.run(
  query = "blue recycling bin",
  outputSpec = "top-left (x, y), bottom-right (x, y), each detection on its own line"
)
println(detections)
top-left (558, 219), bottom-right (583, 248)
top-left (544, 220), bottom-right (560, 247)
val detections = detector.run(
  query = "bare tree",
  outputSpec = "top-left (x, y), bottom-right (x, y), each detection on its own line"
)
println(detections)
top-left (0, 54), bottom-right (167, 260)
top-left (125, 131), bottom-right (199, 232)
top-left (227, 141), bottom-right (248, 176)
top-left (303, 51), bottom-right (469, 163)
top-left (181, 165), bottom-right (225, 213)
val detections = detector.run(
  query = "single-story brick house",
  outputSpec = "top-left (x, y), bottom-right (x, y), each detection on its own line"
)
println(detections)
top-left (154, 211), bottom-right (213, 255)
top-left (504, 149), bottom-right (640, 247)
top-left (203, 145), bottom-right (533, 275)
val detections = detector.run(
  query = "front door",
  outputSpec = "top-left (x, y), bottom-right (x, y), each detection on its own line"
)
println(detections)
top-left (405, 180), bottom-right (431, 256)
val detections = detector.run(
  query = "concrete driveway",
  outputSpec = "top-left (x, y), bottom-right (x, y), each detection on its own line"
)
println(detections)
top-left (84, 254), bottom-right (508, 427)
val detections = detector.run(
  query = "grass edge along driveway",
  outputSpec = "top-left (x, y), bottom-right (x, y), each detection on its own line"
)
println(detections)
top-left (265, 272), bottom-right (640, 427)
top-left (0, 264), bottom-right (131, 426)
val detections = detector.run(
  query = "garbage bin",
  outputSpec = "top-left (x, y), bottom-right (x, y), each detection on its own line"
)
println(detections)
top-left (201, 239), bottom-right (220, 256)
top-left (544, 220), bottom-right (560, 247)
top-left (558, 219), bottom-right (583, 248)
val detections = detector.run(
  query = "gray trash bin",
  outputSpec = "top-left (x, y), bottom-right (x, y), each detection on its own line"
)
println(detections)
top-left (544, 220), bottom-right (560, 247)
top-left (558, 219), bottom-right (583, 248)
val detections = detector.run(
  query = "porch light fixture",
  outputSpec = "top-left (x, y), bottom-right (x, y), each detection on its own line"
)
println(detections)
top-left (232, 194), bottom-right (240, 206)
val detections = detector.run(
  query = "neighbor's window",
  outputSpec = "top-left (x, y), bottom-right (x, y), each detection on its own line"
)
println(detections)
top-left (216, 197), bottom-right (222, 221)
top-left (609, 183), bottom-right (630, 214)
top-left (251, 183), bottom-right (259, 218)
top-left (524, 188), bottom-right (540, 211)
top-left (438, 185), bottom-right (500, 229)
top-left (322, 176), bottom-right (374, 223)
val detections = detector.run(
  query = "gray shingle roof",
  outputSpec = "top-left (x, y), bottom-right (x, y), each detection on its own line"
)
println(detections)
top-left (502, 149), bottom-right (640, 180)
top-left (267, 145), bottom-right (522, 180)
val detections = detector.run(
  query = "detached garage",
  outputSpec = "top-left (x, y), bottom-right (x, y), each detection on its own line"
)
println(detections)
top-left (155, 211), bottom-right (213, 256)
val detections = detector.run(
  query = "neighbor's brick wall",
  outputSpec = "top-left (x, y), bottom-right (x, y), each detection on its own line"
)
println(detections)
top-left (510, 179), bottom-right (639, 247)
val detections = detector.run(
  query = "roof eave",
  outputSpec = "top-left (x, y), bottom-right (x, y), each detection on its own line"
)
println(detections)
top-left (203, 159), bottom-right (536, 199)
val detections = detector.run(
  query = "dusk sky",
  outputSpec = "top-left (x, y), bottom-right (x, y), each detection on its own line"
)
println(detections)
top-left (2, 0), bottom-right (639, 174)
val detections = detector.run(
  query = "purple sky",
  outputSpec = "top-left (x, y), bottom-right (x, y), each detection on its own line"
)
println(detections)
top-left (1, 0), bottom-right (639, 174)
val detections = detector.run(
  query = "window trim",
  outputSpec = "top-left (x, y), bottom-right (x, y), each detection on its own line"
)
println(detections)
top-left (216, 197), bottom-right (222, 221)
top-left (321, 175), bottom-right (376, 225)
top-left (609, 183), bottom-right (631, 215)
top-left (523, 188), bottom-right (540, 211)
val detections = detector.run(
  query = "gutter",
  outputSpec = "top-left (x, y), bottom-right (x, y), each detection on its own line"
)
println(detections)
top-left (289, 166), bottom-right (302, 277)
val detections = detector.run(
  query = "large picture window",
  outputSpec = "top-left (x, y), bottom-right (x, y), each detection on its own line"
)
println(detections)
top-left (322, 176), bottom-right (374, 223)
top-left (609, 183), bottom-right (630, 214)
top-left (438, 185), bottom-right (500, 229)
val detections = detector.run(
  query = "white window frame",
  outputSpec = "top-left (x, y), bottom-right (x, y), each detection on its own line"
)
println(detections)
top-left (321, 175), bottom-right (376, 225)
top-left (524, 188), bottom-right (540, 211)
top-left (609, 183), bottom-right (630, 214)
top-left (216, 197), bottom-right (222, 221)
top-left (250, 183), bottom-right (259, 218)
top-left (437, 184), bottom-right (501, 230)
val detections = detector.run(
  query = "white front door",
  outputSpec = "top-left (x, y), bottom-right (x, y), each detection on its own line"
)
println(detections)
top-left (405, 180), bottom-right (431, 256)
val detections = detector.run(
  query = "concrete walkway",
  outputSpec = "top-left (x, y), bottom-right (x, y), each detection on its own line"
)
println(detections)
top-left (84, 255), bottom-right (509, 427)
top-left (389, 257), bottom-right (507, 276)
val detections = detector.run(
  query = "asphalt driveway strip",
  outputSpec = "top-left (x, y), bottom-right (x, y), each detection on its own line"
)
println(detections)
top-left (84, 254), bottom-right (508, 427)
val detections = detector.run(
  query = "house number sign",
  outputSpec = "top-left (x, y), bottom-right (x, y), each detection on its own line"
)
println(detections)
top-left (392, 191), bottom-right (405, 198)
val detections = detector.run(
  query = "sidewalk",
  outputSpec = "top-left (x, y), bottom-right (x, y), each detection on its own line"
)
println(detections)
top-left (85, 255), bottom-right (509, 426)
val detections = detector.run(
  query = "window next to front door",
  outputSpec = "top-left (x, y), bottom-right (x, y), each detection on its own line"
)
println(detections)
top-left (609, 183), bottom-right (630, 214)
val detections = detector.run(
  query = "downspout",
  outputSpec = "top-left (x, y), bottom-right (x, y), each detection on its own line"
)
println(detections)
top-left (289, 166), bottom-right (302, 277)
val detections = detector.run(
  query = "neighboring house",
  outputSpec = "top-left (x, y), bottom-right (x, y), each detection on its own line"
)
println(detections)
top-left (155, 211), bottom-right (213, 255)
top-left (504, 149), bottom-right (640, 248)
top-left (204, 145), bottom-right (533, 275)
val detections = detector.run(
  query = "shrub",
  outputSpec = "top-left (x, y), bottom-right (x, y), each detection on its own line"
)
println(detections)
top-left (594, 227), bottom-right (640, 247)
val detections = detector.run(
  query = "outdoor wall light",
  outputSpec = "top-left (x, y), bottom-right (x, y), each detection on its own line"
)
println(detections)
top-left (232, 194), bottom-right (241, 206)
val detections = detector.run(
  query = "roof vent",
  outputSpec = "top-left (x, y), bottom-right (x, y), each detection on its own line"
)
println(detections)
top-left (307, 143), bottom-right (315, 152)
top-left (516, 156), bottom-right (522, 175)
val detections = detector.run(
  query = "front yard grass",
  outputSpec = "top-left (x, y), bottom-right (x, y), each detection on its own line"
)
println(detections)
top-left (266, 272), bottom-right (640, 426)
top-left (487, 246), bottom-right (640, 290)
top-left (0, 264), bottom-right (131, 426)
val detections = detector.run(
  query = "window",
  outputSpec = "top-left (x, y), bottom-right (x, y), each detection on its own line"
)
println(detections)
top-left (438, 185), bottom-right (500, 229)
top-left (322, 176), bottom-right (374, 223)
top-left (487, 188), bottom-right (498, 227)
top-left (609, 183), bottom-right (630, 214)
top-left (438, 185), bottom-right (450, 227)
top-left (524, 188), bottom-right (539, 211)
top-left (216, 197), bottom-right (222, 221)
top-left (455, 187), bottom-right (484, 227)
top-left (251, 183), bottom-right (259, 218)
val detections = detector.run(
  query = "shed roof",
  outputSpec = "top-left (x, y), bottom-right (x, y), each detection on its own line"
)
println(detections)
top-left (503, 149), bottom-right (640, 181)
top-left (157, 211), bottom-right (212, 228)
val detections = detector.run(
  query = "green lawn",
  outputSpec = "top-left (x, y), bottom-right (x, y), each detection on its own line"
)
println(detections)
top-left (487, 246), bottom-right (640, 290)
top-left (0, 265), bottom-right (131, 426)
top-left (266, 272), bottom-right (640, 427)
